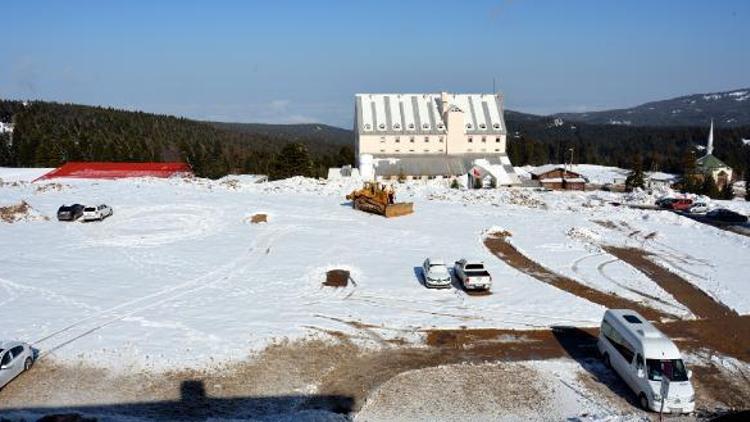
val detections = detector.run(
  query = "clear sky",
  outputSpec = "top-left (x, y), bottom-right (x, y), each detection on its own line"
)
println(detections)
top-left (2, 0), bottom-right (749, 127)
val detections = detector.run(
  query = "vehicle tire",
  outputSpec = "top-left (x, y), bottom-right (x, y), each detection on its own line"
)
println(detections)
top-left (639, 393), bottom-right (650, 411)
top-left (602, 353), bottom-right (611, 369)
top-left (24, 357), bottom-right (33, 371)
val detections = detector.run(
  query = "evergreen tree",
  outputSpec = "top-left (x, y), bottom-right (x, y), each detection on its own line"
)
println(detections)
top-left (450, 178), bottom-right (460, 189)
top-left (720, 182), bottom-right (734, 200)
top-left (679, 150), bottom-right (701, 193)
top-left (702, 174), bottom-right (720, 199)
top-left (745, 169), bottom-right (750, 202)
top-left (269, 142), bottom-right (314, 180)
top-left (625, 153), bottom-right (645, 191)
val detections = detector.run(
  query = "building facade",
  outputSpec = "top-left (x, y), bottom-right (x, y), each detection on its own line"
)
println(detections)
top-left (354, 92), bottom-right (520, 185)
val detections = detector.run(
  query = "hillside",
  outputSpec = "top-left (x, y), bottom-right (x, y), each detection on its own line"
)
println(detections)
top-left (2, 94), bottom-right (749, 180)
top-left (0, 100), bottom-right (353, 179)
top-left (553, 88), bottom-right (750, 127)
top-left (210, 122), bottom-right (352, 147)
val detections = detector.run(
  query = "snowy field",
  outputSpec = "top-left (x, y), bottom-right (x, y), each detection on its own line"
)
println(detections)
top-left (1, 167), bottom-right (749, 373)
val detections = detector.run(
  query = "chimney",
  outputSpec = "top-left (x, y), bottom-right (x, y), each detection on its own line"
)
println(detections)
top-left (440, 91), bottom-right (450, 116)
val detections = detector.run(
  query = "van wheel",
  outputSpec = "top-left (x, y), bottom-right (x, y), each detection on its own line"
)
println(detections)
top-left (639, 393), bottom-right (649, 411)
top-left (24, 357), bottom-right (33, 371)
top-left (602, 353), bottom-right (611, 369)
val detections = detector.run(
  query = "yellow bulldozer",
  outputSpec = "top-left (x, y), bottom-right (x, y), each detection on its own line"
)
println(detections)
top-left (346, 181), bottom-right (414, 217)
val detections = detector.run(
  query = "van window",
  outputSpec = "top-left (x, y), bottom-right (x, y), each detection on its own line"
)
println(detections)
top-left (601, 319), bottom-right (635, 363)
top-left (623, 315), bottom-right (642, 324)
top-left (647, 359), bottom-right (689, 382)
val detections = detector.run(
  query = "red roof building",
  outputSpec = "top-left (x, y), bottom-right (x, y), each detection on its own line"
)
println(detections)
top-left (34, 162), bottom-right (192, 181)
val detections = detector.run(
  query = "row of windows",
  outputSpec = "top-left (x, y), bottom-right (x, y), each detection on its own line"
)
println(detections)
top-left (379, 137), bottom-right (444, 143)
top-left (373, 136), bottom-right (503, 144)
top-left (602, 320), bottom-right (636, 363)
top-left (375, 148), bottom-right (504, 153)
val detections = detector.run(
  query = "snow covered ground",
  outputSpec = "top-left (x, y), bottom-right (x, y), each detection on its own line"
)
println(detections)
top-left (1, 167), bottom-right (749, 373)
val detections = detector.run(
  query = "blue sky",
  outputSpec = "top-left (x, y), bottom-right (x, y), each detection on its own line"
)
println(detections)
top-left (2, 0), bottom-right (749, 127)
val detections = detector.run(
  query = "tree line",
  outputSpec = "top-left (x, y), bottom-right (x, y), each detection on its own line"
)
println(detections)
top-left (0, 100), bottom-right (353, 180)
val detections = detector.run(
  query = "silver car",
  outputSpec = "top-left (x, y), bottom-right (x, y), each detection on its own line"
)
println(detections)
top-left (0, 341), bottom-right (33, 390)
top-left (82, 204), bottom-right (113, 221)
top-left (422, 258), bottom-right (452, 289)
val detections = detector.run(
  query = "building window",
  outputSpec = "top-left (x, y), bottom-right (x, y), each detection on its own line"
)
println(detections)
top-left (424, 149), bottom-right (429, 152)
top-left (424, 137), bottom-right (429, 142)
top-left (438, 149), bottom-right (444, 152)
top-left (380, 149), bottom-right (386, 153)
top-left (409, 149), bottom-right (415, 153)
top-left (439, 137), bottom-right (444, 143)
top-left (481, 137), bottom-right (486, 143)
top-left (468, 138), bottom-right (473, 143)
top-left (467, 148), bottom-right (473, 152)
top-left (395, 138), bottom-right (400, 143)
top-left (380, 137), bottom-right (386, 143)
top-left (495, 148), bottom-right (500, 152)
top-left (496, 138), bottom-right (501, 143)
top-left (410, 137), bottom-right (415, 143)
top-left (395, 149), bottom-right (400, 153)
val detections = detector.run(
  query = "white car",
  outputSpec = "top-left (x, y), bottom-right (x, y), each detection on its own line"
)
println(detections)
top-left (454, 259), bottom-right (492, 291)
top-left (597, 309), bottom-right (695, 413)
top-left (422, 258), bottom-right (452, 289)
top-left (82, 204), bottom-right (113, 221)
top-left (686, 202), bottom-right (709, 214)
top-left (0, 341), bottom-right (34, 390)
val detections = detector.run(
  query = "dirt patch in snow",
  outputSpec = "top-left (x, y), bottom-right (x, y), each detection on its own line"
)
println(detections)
top-left (1, 201), bottom-right (47, 223)
top-left (592, 219), bottom-right (618, 230)
top-left (603, 246), bottom-right (738, 320)
top-left (483, 231), bottom-right (667, 321)
top-left (249, 213), bottom-right (267, 224)
top-left (324, 269), bottom-right (351, 287)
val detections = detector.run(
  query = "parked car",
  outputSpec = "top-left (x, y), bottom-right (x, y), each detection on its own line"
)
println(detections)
top-left (686, 202), bottom-right (709, 214)
top-left (705, 208), bottom-right (748, 224)
top-left (453, 259), bottom-right (492, 291)
top-left (57, 204), bottom-right (85, 221)
top-left (655, 197), bottom-right (676, 208)
top-left (0, 341), bottom-right (34, 390)
top-left (82, 204), bottom-right (113, 221)
top-left (421, 258), bottom-right (452, 289)
top-left (664, 198), bottom-right (693, 211)
top-left (597, 309), bottom-right (695, 413)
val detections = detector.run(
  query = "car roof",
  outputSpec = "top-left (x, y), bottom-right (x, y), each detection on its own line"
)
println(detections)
top-left (0, 340), bottom-right (22, 349)
top-left (604, 310), bottom-right (682, 359)
top-left (427, 258), bottom-right (445, 265)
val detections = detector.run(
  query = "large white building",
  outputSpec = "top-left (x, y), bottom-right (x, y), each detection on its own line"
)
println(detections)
top-left (354, 92), bottom-right (521, 185)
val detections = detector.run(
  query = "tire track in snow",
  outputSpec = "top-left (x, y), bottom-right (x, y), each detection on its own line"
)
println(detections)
top-left (32, 226), bottom-right (287, 358)
top-left (595, 258), bottom-right (686, 312)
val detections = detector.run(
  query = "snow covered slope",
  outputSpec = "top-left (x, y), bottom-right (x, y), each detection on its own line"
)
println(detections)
top-left (1, 168), bottom-right (748, 372)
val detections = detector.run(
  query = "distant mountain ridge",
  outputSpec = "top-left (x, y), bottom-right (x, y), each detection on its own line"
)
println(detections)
top-left (551, 88), bottom-right (750, 127)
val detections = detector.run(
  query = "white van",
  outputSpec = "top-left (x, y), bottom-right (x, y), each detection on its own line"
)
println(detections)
top-left (597, 309), bottom-right (695, 413)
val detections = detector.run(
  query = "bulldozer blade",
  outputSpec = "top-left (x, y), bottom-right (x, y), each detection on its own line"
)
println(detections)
top-left (384, 202), bottom-right (414, 218)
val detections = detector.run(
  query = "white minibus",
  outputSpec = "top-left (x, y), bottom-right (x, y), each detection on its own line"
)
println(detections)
top-left (597, 309), bottom-right (695, 413)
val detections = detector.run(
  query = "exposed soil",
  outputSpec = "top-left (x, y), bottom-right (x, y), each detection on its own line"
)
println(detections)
top-left (249, 213), bottom-right (267, 224)
top-left (603, 246), bottom-right (739, 320)
top-left (324, 269), bottom-right (351, 287)
top-left (483, 231), bottom-right (667, 320)
top-left (0, 200), bottom-right (36, 223)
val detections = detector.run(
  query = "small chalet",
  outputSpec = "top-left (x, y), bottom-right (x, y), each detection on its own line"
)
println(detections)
top-left (528, 165), bottom-right (587, 191)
